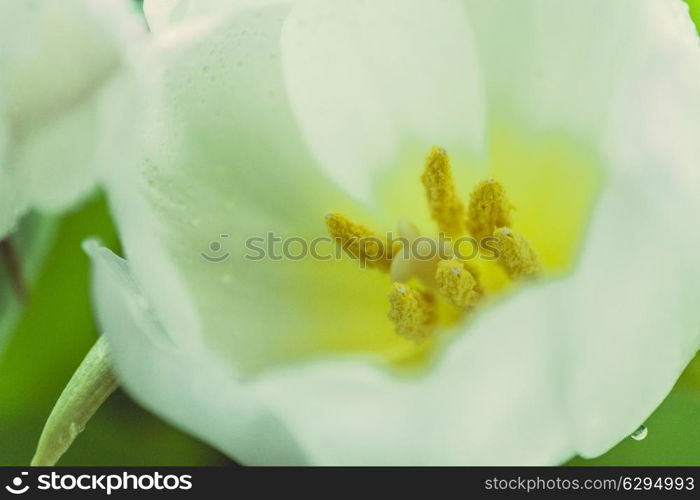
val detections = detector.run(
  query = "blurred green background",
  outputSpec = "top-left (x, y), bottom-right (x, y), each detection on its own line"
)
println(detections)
top-left (0, 0), bottom-right (699, 466)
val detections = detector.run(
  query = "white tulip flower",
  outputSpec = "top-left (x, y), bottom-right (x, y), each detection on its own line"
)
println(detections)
top-left (0, 0), bottom-right (144, 238)
top-left (89, 0), bottom-right (700, 464)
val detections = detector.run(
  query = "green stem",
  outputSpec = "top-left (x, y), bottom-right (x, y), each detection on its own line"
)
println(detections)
top-left (1, 236), bottom-right (27, 304)
top-left (31, 336), bottom-right (118, 466)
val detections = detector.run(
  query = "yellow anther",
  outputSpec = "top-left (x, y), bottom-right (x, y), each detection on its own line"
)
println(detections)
top-left (435, 259), bottom-right (482, 309)
top-left (387, 283), bottom-right (435, 342)
top-left (467, 179), bottom-right (513, 243)
top-left (421, 146), bottom-right (466, 237)
top-left (492, 227), bottom-right (541, 280)
top-left (325, 212), bottom-right (393, 271)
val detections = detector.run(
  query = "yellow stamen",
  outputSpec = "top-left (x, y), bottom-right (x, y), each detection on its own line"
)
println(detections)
top-left (435, 259), bottom-right (482, 309)
top-left (492, 227), bottom-right (541, 280)
top-left (467, 179), bottom-right (512, 243)
top-left (388, 283), bottom-right (435, 342)
top-left (325, 212), bottom-right (393, 271)
top-left (421, 146), bottom-right (466, 237)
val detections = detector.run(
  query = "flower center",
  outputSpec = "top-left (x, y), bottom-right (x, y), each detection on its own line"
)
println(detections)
top-left (325, 146), bottom-right (541, 344)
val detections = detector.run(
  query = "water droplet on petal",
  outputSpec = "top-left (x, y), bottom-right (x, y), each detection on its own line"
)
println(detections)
top-left (630, 425), bottom-right (648, 441)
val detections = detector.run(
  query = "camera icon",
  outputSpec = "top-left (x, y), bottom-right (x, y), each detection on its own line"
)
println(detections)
top-left (5, 472), bottom-right (29, 495)
top-left (201, 234), bottom-right (230, 262)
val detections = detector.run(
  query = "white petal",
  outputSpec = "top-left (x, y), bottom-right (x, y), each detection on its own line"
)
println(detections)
top-left (0, 0), bottom-right (143, 237)
top-left (281, 0), bottom-right (486, 207)
top-left (86, 242), bottom-right (308, 465)
top-left (564, 0), bottom-right (700, 456)
top-left (11, 92), bottom-right (100, 211)
top-left (105, 3), bottom-right (402, 374)
top-left (144, 0), bottom-right (187, 32)
top-left (254, 282), bottom-right (576, 465)
top-left (144, 0), bottom-right (286, 33)
top-left (564, 178), bottom-right (700, 457)
top-left (462, 0), bottom-right (698, 138)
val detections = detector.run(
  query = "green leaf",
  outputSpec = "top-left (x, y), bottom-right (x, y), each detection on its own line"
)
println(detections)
top-left (685, 0), bottom-right (700, 34)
